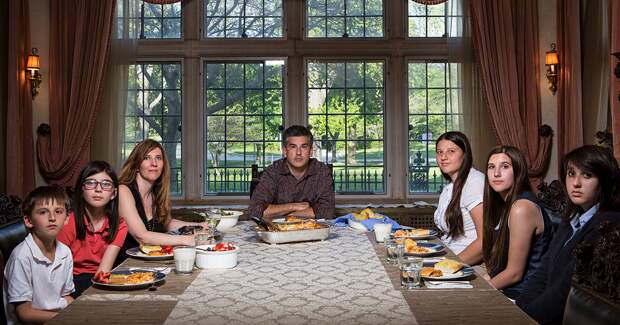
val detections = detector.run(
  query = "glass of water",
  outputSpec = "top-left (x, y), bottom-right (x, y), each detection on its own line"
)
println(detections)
top-left (385, 239), bottom-right (399, 264)
top-left (400, 256), bottom-right (423, 289)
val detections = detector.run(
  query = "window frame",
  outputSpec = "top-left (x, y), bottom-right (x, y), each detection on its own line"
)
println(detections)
top-left (202, 0), bottom-right (287, 39)
top-left (127, 0), bottom-right (452, 204)
top-left (200, 57), bottom-right (288, 197)
top-left (303, 0), bottom-right (388, 40)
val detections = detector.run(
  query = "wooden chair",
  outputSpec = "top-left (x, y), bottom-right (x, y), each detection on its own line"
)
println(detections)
top-left (536, 180), bottom-right (568, 231)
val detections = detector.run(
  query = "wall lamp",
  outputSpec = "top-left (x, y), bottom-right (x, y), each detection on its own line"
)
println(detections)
top-left (26, 48), bottom-right (42, 100)
top-left (545, 43), bottom-right (559, 95)
top-left (613, 51), bottom-right (620, 102)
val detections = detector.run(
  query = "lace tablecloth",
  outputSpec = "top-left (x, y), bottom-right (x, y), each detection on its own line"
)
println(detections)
top-left (164, 223), bottom-right (417, 325)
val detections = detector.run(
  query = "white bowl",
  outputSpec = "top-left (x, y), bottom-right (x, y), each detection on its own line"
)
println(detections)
top-left (216, 210), bottom-right (242, 231)
top-left (195, 244), bottom-right (238, 269)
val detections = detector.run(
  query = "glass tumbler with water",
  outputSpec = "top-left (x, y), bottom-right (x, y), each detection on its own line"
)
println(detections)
top-left (400, 256), bottom-right (423, 289)
top-left (385, 239), bottom-right (399, 264)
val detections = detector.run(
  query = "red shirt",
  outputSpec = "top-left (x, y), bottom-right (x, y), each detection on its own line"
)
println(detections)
top-left (58, 212), bottom-right (128, 275)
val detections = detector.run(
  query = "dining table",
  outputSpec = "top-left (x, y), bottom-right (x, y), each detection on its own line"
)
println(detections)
top-left (48, 221), bottom-right (535, 325)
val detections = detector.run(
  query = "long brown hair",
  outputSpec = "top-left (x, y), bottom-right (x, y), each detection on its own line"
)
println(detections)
top-left (482, 146), bottom-right (531, 273)
top-left (436, 131), bottom-right (473, 239)
top-left (119, 139), bottom-right (171, 225)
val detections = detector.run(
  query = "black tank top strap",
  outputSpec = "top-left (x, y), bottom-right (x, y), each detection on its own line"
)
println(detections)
top-left (129, 181), bottom-right (149, 224)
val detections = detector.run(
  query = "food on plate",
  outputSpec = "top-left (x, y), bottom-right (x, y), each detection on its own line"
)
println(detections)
top-left (407, 246), bottom-right (431, 254)
top-left (393, 228), bottom-right (431, 238)
top-left (139, 244), bottom-right (173, 256)
top-left (404, 238), bottom-right (417, 253)
top-left (420, 267), bottom-right (443, 277)
top-left (352, 212), bottom-right (366, 221)
top-left (273, 220), bottom-right (326, 231)
top-left (434, 259), bottom-right (464, 274)
top-left (285, 215), bottom-right (304, 222)
top-left (94, 271), bottom-right (155, 285)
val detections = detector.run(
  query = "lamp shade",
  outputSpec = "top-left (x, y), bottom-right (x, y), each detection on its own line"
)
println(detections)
top-left (26, 48), bottom-right (40, 70)
top-left (545, 51), bottom-right (559, 66)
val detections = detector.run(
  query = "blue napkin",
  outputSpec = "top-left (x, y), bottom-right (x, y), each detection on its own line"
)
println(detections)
top-left (333, 213), bottom-right (402, 231)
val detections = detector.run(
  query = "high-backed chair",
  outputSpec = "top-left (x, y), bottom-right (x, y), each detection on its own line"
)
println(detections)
top-left (0, 221), bottom-right (29, 324)
top-left (564, 281), bottom-right (620, 325)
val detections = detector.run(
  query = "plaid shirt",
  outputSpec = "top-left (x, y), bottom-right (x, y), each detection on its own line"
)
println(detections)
top-left (248, 158), bottom-right (335, 219)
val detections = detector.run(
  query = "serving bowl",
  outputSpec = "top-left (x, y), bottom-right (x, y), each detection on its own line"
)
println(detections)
top-left (195, 244), bottom-right (238, 269)
top-left (216, 210), bottom-right (243, 231)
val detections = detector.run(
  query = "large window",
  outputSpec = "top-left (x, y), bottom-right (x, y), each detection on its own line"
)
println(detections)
top-left (307, 60), bottom-right (385, 194)
top-left (408, 1), bottom-right (449, 37)
top-left (124, 62), bottom-right (183, 195)
top-left (408, 61), bottom-right (462, 193)
top-left (306, 0), bottom-right (384, 38)
top-left (204, 61), bottom-right (285, 194)
top-left (121, 1), bottom-right (462, 201)
top-left (136, 1), bottom-right (181, 39)
top-left (204, 0), bottom-right (283, 38)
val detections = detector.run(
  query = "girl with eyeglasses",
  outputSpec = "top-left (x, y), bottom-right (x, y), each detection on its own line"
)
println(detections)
top-left (57, 161), bottom-right (128, 297)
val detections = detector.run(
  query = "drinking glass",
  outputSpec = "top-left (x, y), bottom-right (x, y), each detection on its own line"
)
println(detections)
top-left (173, 246), bottom-right (196, 275)
top-left (385, 239), bottom-right (399, 264)
top-left (400, 256), bottom-right (423, 289)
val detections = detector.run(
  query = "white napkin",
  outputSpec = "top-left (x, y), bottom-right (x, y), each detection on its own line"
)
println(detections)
top-left (425, 281), bottom-right (473, 289)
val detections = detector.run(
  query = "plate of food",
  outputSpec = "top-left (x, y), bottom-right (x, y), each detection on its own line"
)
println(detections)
top-left (420, 259), bottom-right (474, 280)
top-left (392, 228), bottom-right (438, 239)
top-left (92, 269), bottom-right (166, 290)
top-left (126, 245), bottom-right (174, 261)
top-left (402, 240), bottom-right (445, 256)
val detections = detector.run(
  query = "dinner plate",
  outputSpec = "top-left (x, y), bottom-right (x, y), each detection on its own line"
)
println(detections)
top-left (91, 270), bottom-right (166, 290)
top-left (420, 263), bottom-right (475, 280)
top-left (126, 247), bottom-right (173, 261)
top-left (392, 228), bottom-right (438, 240)
top-left (403, 242), bottom-right (446, 257)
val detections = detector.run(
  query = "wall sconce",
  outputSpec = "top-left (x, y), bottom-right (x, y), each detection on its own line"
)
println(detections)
top-left (26, 48), bottom-right (42, 99)
top-left (545, 43), bottom-right (559, 95)
top-left (612, 51), bottom-right (620, 102)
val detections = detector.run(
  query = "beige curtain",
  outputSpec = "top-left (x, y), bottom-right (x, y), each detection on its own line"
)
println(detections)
top-left (91, 0), bottom-right (139, 170)
top-left (581, 0), bottom-right (609, 145)
top-left (447, 0), bottom-right (495, 170)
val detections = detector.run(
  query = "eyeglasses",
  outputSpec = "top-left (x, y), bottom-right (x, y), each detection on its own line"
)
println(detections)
top-left (82, 179), bottom-right (115, 191)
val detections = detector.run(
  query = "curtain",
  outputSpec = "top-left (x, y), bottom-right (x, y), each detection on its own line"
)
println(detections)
top-left (470, 0), bottom-right (552, 185)
top-left (581, 0), bottom-right (609, 145)
top-left (611, 0), bottom-right (620, 165)
top-left (447, 0), bottom-right (495, 170)
top-left (6, 0), bottom-right (35, 198)
top-left (36, 0), bottom-right (115, 187)
top-left (557, 0), bottom-right (583, 172)
top-left (91, 0), bottom-right (139, 170)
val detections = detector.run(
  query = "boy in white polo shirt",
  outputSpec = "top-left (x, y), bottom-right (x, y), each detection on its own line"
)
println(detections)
top-left (3, 186), bottom-right (75, 324)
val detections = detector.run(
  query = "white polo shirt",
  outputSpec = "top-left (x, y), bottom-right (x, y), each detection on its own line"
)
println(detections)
top-left (433, 168), bottom-right (485, 254)
top-left (3, 233), bottom-right (74, 325)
